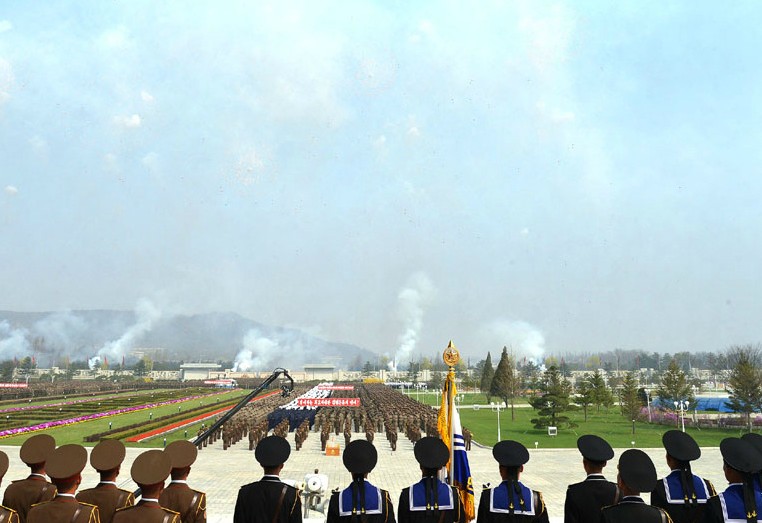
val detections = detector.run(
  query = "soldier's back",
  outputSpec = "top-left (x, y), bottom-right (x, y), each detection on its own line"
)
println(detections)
top-left (234, 479), bottom-right (300, 523)
top-left (112, 502), bottom-right (180, 523)
top-left (77, 485), bottom-right (134, 523)
top-left (3, 478), bottom-right (57, 523)
top-left (564, 477), bottom-right (619, 523)
top-left (0, 505), bottom-right (20, 523)
top-left (27, 498), bottom-right (99, 523)
top-left (158, 484), bottom-right (206, 523)
top-left (600, 499), bottom-right (671, 523)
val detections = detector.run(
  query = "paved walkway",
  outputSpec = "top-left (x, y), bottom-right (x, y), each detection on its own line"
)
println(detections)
top-left (0, 434), bottom-right (728, 523)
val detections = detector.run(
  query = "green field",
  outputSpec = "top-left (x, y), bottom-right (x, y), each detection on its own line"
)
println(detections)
top-left (404, 391), bottom-right (752, 448)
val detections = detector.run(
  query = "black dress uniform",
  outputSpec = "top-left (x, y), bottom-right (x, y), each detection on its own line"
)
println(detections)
top-left (651, 431), bottom-right (715, 523)
top-left (234, 436), bottom-right (301, 523)
top-left (477, 440), bottom-right (549, 523)
top-left (2, 434), bottom-right (57, 523)
top-left (397, 437), bottom-right (464, 523)
top-left (703, 438), bottom-right (762, 523)
top-left (76, 440), bottom-right (134, 523)
top-left (599, 449), bottom-right (671, 523)
top-left (328, 440), bottom-right (395, 523)
top-left (0, 451), bottom-right (20, 523)
top-left (564, 435), bottom-right (619, 523)
top-left (112, 450), bottom-right (180, 523)
top-left (159, 441), bottom-right (206, 523)
top-left (26, 444), bottom-right (100, 523)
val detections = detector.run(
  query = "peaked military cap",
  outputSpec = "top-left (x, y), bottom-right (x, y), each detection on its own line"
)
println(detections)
top-left (255, 436), bottom-right (290, 468)
top-left (20, 434), bottom-right (56, 465)
top-left (741, 433), bottom-right (762, 459)
top-left (0, 450), bottom-right (8, 478)
top-left (131, 449), bottom-right (172, 485)
top-left (413, 437), bottom-right (449, 469)
top-left (492, 440), bottom-right (529, 467)
top-left (577, 435), bottom-right (614, 462)
top-left (618, 449), bottom-right (657, 492)
top-left (343, 440), bottom-right (378, 474)
top-left (662, 430), bottom-right (701, 462)
top-left (164, 440), bottom-right (198, 469)
top-left (90, 439), bottom-right (126, 471)
top-left (46, 444), bottom-right (88, 480)
top-left (720, 437), bottom-right (762, 474)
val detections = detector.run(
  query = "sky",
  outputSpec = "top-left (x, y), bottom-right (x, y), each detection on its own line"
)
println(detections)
top-left (1, 1), bottom-right (761, 364)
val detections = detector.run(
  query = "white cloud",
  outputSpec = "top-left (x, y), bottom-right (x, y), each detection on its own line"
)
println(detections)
top-left (113, 114), bottom-right (141, 128)
top-left (373, 135), bottom-right (387, 149)
top-left (0, 20), bottom-right (12, 33)
top-left (407, 126), bottom-right (420, 138)
top-left (99, 27), bottom-right (131, 49)
top-left (520, 227), bottom-right (530, 236)
top-left (4, 185), bottom-right (18, 196)
top-left (0, 58), bottom-right (14, 104)
top-left (142, 152), bottom-right (159, 172)
top-left (141, 90), bottom-right (154, 103)
top-left (29, 135), bottom-right (48, 153)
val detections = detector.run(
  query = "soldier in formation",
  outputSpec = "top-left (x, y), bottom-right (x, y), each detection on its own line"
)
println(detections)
top-left (112, 450), bottom-right (179, 523)
top-left (564, 435), bottom-right (619, 523)
top-left (703, 437), bottom-right (762, 523)
top-left (650, 431), bottom-right (715, 523)
top-left (398, 437), bottom-right (465, 523)
top-left (76, 440), bottom-right (134, 523)
top-left (26, 444), bottom-right (99, 523)
top-left (599, 449), bottom-right (671, 523)
top-left (326, 440), bottom-right (395, 523)
top-left (0, 451), bottom-right (19, 523)
top-left (234, 436), bottom-right (301, 523)
top-left (3, 434), bottom-right (57, 523)
top-left (159, 441), bottom-right (206, 523)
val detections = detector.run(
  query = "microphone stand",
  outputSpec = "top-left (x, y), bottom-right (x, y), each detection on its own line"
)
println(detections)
top-left (132, 367), bottom-right (294, 497)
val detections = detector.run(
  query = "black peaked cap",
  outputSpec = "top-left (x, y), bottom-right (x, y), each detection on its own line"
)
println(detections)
top-left (721, 438), bottom-right (762, 474)
top-left (255, 436), bottom-right (291, 468)
top-left (741, 433), bottom-right (762, 458)
top-left (577, 435), bottom-right (614, 462)
top-left (343, 440), bottom-right (378, 474)
top-left (492, 440), bottom-right (529, 467)
top-left (414, 437), bottom-right (450, 469)
top-left (662, 430), bottom-right (701, 462)
top-left (618, 449), bottom-right (657, 492)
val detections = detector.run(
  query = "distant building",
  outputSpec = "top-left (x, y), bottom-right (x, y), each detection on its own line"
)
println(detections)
top-left (180, 363), bottom-right (222, 381)
top-left (304, 364), bottom-right (336, 381)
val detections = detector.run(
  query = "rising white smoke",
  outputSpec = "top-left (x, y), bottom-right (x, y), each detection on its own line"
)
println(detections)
top-left (389, 272), bottom-right (436, 372)
top-left (480, 319), bottom-right (546, 363)
top-left (233, 329), bottom-right (280, 372)
top-left (0, 320), bottom-right (32, 359)
top-left (90, 299), bottom-right (163, 369)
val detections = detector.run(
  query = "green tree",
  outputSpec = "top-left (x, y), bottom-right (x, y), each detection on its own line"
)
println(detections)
top-left (656, 359), bottom-right (695, 409)
top-left (133, 359), bottom-right (147, 377)
top-left (589, 370), bottom-right (614, 412)
top-left (490, 347), bottom-right (521, 420)
top-left (619, 372), bottom-right (642, 420)
top-left (726, 345), bottom-right (762, 433)
top-left (0, 361), bottom-right (13, 381)
top-left (520, 360), bottom-right (541, 391)
top-left (574, 375), bottom-right (594, 422)
top-left (361, 361), bottom-right (374, 377)
top-left (480, 352), bottom-right (495, 402)
top-left (529, 366), bottom-right (576, 429)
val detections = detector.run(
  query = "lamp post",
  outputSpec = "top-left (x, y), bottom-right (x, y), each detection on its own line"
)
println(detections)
top-left (491, 401), bottom-right (507, 441)
top-left (645, 389), bottom-right (652, 422)
top-left (674, 400), bottom-right (688, 432)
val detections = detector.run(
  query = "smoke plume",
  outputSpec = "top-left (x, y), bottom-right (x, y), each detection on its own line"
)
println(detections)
top-left (480, 319), bottom-right (546, 363)
top-left (390, 272), bottom-right (436, 371)
top-left (89, 299), bottom-right (163, 369)
top-left (233, 329), bottom-right (280, 372)
top-left (0, 321), bottom-right (32, 359)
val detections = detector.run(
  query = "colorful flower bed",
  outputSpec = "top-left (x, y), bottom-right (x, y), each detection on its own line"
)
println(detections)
top-left (0, 391), bottom-right (229, 439)
top-left (0, 395), bottom-right (123, 415)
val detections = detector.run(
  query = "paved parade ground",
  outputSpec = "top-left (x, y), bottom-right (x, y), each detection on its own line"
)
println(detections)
top-left (1, 433), bottom-right (728, 523)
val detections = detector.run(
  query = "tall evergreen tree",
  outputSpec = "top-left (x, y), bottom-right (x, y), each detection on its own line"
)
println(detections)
top-left (726, 345), bottom-right (762, 433)
top-left (656, 358), bottom-right (695, 409)
top-left (619, 371), bottom-right (642, 420)
top-left (574, 375), bottom-right (594, 422)
top-left (490, 347), bottom-right (520, 420)
top-left (480, 351), bottom-right (495, 402)
top-left (589, 369), bottom-right (614, 412)
top-left (529, 366), bottom-right (576, 429)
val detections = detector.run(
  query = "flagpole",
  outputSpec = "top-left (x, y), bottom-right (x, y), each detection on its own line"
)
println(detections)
top-left (443, 340), bottom-right (460, 485)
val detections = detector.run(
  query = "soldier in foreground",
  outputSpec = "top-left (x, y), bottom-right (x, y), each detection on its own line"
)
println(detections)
top-left (112, 450), bottom-right (180, 523)
top-left (477, 440), bottom-right (549, 523)
top-left (26, 444), bottom-right (100, 523)
top-left (564, 435), bottom-right (619, 523)
top-left (0, 450), bottom-right (20, 523)
top-left (327, 439), bottom-right (395, 523)
top-left (702, 437), bottom-right (762, 523)
top-left (76, 440), bottom-right (134, 523)
top-left (599, 449), bottom-right (671, 523)
top-left (234, 435), bottom-right (301, 523)
top-left (651, 430), bottom-right (715, 523)
top-left (2, 434), bottom-right (57, 523)
top-left (398, 436), bottom-right (464, 523)
top-left (159, 440), bottom-right (206, 523)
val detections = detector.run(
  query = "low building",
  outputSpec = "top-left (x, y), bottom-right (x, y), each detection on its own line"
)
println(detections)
top-left (180, 363), bottom-right (222, 381)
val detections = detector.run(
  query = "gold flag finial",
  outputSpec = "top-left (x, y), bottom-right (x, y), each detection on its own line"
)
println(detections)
top-left (443, 341), bottom-right (460, 367)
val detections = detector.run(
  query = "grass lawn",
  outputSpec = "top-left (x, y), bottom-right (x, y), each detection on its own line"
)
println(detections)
top-left (0, 389), bottom-right (248, 446)
top-left (457, 405), bottom-right (753, 448)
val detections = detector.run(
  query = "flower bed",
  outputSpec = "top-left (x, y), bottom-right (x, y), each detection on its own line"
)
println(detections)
top-left (0, 391), bottom-right (229, 439)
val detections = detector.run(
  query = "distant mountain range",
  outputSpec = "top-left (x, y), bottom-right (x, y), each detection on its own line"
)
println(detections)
top-left (0, 310), bottom-right (377, 370)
